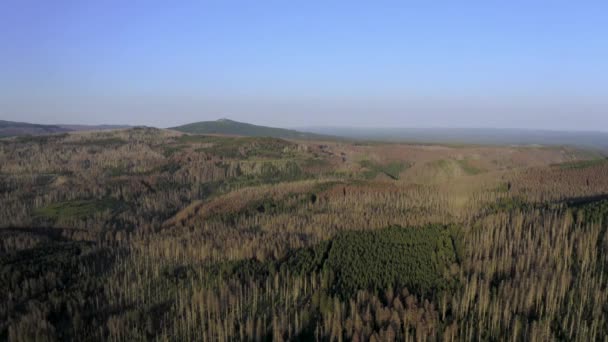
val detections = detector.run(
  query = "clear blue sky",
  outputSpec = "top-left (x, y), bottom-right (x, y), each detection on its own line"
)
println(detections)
top-left (1, 1), bottom-right (607, 130)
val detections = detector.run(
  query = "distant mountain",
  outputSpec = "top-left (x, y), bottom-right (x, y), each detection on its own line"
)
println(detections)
top-left (302, 126), bottom-right (608, 152)
top-left (0, 120), bottom-right (130, 138)
top-left (0, 120), bottom-right (70, 137)
top-left (59, 124), bottom-right (131, 132)
top-left (171, 119), bottom-right (332, 140)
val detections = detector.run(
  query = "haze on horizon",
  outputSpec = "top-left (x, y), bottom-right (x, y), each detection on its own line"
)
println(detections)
top-left (1, 1), bottom-right (607, 131)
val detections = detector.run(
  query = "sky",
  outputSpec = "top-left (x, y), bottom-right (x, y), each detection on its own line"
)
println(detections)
top-left (1, 1), bottom-right (607, 131)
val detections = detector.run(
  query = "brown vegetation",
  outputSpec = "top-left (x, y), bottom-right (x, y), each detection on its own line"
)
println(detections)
top-left (1, 128), bottom-right (607, 340)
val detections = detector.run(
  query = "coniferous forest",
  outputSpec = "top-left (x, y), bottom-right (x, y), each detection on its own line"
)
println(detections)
top-left (1, 128), bottom-right (608, 341)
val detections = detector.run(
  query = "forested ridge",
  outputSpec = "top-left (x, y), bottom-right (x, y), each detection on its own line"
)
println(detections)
top-left (1, 128), bottom-right (607, 341)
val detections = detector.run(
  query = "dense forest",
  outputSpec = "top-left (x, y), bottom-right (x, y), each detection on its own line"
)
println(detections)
top-left (1, 128), bottom-right (608, 341)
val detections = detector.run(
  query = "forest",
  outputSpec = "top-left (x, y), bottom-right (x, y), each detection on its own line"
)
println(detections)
top-left (1, 127), bottom-right (608, 341)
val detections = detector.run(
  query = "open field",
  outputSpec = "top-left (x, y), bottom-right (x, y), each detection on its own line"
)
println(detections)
top-left (1, 128), bottom-right (608, 341)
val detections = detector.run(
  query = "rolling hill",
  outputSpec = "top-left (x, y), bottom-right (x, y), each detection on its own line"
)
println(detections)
top-left (0, 120), bottom-right (130, 137)
top-left (170, 118), bottom-right (332, 140)
top-left (2, 126), bottom-right (608, 340)
top-left (0, 120), bottom-right (69, 137)
top-left (302, 126), bottom-right (608, 151)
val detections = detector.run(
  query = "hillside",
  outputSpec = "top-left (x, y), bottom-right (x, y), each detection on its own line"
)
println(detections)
top-left (59, 124), bottom-right (131, 132)
top-left (1, 127), bottom-right (608, 340)
top-left (0, 120), bottom-right (131, 137)
top-left (171, 118), bottom-right (332, 140)
top-left (0, 120), bottom-right (69, 137)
